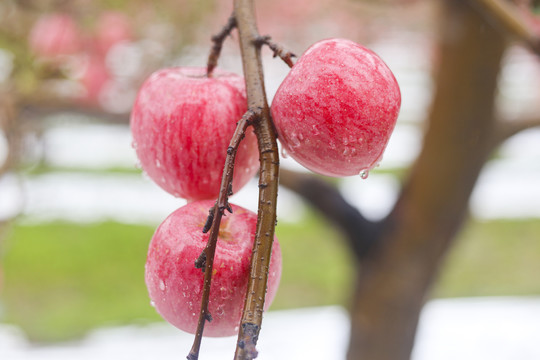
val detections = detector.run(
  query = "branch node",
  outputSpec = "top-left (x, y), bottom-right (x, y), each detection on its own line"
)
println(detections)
top-left (254, 35), bottom-right (296, 68)
top-left (194, 251), bottom-right (206, 271)
top-left (202, 204), bottom-right (217, 233)
top-left (237, 322), bottom-right (260, 359)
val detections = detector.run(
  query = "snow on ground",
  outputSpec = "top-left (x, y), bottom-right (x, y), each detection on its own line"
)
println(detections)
top-left (2, 298), bottom-right (540, 360)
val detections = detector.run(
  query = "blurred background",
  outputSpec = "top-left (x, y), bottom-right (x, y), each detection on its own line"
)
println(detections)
top-left (1, 0), bottom-right (540, 359)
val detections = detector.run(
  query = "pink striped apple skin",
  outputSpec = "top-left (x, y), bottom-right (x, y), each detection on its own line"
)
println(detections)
top-left (130, 67), bottom-right (259, 201)
top-left (271, 38), bottom-right (401, 177)
top-left (29, 13), bottom-right (82, 58)
top-left (145, 200), bottom-right (282, 337)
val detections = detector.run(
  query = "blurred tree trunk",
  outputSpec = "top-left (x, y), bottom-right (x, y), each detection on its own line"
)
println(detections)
top-left (346, 0), bottom-right (506, 359)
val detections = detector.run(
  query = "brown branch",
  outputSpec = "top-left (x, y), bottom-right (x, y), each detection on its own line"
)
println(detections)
top-left (346, 1), bottom-right (507, 357)
top-left (20, 103), bottom-right (130, 124)
top-left (187, 109), bottom-right (256, 360)
top-left (491, 115), bottom-right (540, 146)
top-left (469, 0), bottom-right (540, 53)
top-left (0, 91), bottom-right (19, 175)
top-left (207, 15), bottom-right (238, 77)
top-left (254, 36), bottom-right (296, 68)
top-left (279, 168), bottom-right (378, 259)
top-left (233, 0), bottom-right (280, 359)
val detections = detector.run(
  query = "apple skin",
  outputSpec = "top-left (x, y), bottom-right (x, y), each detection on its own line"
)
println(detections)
top-left (29, 13), bottom-right (81, 58)
top-left (145, 200), bottom-right (282, 337)
top-left (130, 67), bottom-right (259, 201)
top-left (271, 38), bottom-right (401, 177)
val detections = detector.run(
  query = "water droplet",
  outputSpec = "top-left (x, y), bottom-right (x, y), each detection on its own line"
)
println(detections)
top-left (159, 279), bottom-right (166, 291)
top-left (289, 133), bottom-right (301, 148)
top-left (156, 159), bottom-right (161, 168)
top-left (216, 305), bottom-right (225, 317)
top-left (220, 287), bottom-right (230, 300)
top-left (360, 169), bottom-right (369, 179)
top-left (234, 326), bottom-right (239, 332)
top-left (150, 300), bottom-right (156, 307)
top-left (280, 147), bottom-right (289, 159)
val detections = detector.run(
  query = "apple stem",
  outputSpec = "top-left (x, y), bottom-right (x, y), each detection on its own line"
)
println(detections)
top-left (471, 0), bottom-right (540, 53)
top-left (233, 0), bottom-right (280, 359)
top-left (207, 14), bottom-right (237, 77)
top-left (188, 108), bottom-right (256, 360)
top-left (254, 35), bottom-right (296, 68)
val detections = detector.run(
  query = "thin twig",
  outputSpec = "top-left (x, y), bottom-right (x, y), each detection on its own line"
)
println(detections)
top-left (233, 0), bottom-right (280, 359)
top-left (470, 0), bottom-right (540, 54)
top-left (254, 35), bottom-right (296, 68)
top-left (207, 15), bottom-right (238, 77)
top-left (187, 109), bottom-right (256, 360)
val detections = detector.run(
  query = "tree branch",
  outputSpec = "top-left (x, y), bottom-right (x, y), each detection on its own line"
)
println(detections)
top-left (279, 168), bottom-right (378, 259)
top-left (207, 15), bottom-right (238, 77)
top-left (254, 35), bottom-right (296, 68)
top-left (469, 0), bottom-right (540, 53)
top-left (20, 103), bottom-right (130, 124)
top-left (491, 114), bottom-right (540, 146)
top-left (187, 109), bottom-right (256, 360)
top-left (233, 0), bottom-right (280, 359)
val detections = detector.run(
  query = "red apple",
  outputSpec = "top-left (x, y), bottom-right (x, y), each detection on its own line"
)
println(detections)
top-left (28, 13), bottom-right (82, 58)
top-left (271, 38), bottom-right (401, 177)
top-left (130, 67), bottom-right (259, 201)
top-left (76, 55), bottom-right (110, 105)
top-left (94, 11), bottom-right (133, 56)
top-left (145, 200), bottom-right (282, 337)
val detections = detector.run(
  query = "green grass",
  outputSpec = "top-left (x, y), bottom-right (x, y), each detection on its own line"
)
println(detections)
top-left (1, 221), bottom-right (161, 342)
top-left (433, 218), bottom-right (540, 297)
top-left (22, 163), bottom-right (141, 176)
top-left (1, 216), bottom-right (540, 342)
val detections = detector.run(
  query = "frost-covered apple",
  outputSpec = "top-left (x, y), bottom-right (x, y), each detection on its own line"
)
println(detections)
top-left (130, 67), bottom-right (259, 201)
top-left (271, 38), bottom-right (401, 177)
top-left (28, 13), bottom-right (82, 58)
top-left (145, 200), bottom-right (282, 337)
